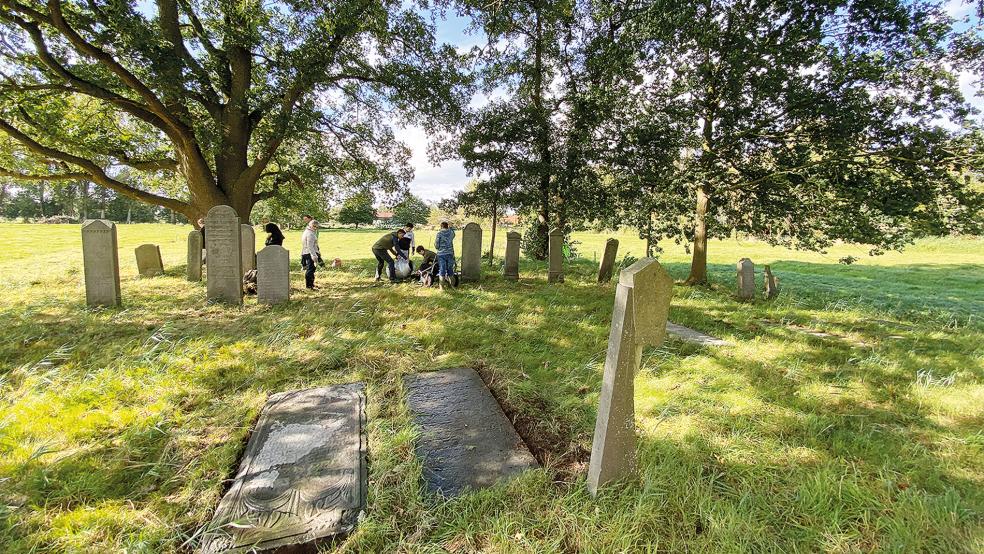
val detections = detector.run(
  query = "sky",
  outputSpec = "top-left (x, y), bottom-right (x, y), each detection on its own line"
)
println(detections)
top-left (398, 0), bottom-right (984, 204)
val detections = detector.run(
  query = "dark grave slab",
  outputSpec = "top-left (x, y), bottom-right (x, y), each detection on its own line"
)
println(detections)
top-left (405, 368), bottom-right (538, 496)
top-left (201, 383), bottom-right (366, 553)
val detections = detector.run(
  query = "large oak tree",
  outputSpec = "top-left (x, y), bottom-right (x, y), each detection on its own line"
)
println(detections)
top-left (0, 0), bottom-right (467, 223)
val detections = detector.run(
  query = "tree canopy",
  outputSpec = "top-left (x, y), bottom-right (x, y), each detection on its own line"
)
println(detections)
top-left (0, 0), bottom-right (468, 223)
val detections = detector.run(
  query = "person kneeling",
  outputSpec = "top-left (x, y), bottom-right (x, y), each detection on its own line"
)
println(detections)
top-left (415, 245), bottom-right (438, 286)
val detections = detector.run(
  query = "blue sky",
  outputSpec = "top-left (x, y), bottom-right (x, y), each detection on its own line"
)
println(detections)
top-left (399, 0), bottom-right (984, 204)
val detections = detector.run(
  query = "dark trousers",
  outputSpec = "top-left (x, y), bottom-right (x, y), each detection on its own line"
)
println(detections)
top-left (373, 248), bottom-right (395, 280)
top-left (301, 254), bottom-right (316, 288)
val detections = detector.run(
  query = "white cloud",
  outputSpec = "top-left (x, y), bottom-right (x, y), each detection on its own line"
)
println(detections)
top-left (395, 125), bottom-right (470, 203)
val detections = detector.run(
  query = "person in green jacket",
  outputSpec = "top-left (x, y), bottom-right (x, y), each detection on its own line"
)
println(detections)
top-left (372, 229), bottom-right (405, 282)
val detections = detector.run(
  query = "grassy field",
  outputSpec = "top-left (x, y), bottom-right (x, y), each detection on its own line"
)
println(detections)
top-left (0, 223), bottom-right (982, 553)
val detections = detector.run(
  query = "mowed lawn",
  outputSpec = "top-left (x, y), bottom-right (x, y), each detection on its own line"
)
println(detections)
top-left (0, 223), bottom-right (982, 553)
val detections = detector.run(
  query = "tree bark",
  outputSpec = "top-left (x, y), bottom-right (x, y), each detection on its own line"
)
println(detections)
top-left (489, 195), bottom-right (498, 266)
top-left (531, 3), bottom-right (552, 260)
top-left (685, 185), bottom-right (710, 285)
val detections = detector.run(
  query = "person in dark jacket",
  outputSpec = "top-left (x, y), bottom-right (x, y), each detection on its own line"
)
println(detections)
top-left (415, 245), bottom-right (438, 286)
top-left (264, 222), bottom-right (285, 246)
top-left (372, 229), bottom-right (405, 282)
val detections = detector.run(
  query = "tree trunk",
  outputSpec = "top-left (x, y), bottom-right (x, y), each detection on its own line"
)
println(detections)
top-left (685, 185), bottom-right (710, 285)
top-left (646, 215), bottom-right (653, 258)
top-left (489, 196), bottom-right (498, 266)
top-left (126, 205), bottom-right (132, 224)
top-left (38, 183), bottom-right (45, 217)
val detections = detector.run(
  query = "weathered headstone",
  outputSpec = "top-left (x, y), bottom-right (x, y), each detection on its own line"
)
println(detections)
top-left (597, 238), bottom-right (619, 283)
top-left (134, 244), bottom-right (164, 278)
top-left (503, 231), bottom-right (521, 280)
top-left (460, 222), bottom-right (482, 282)
top-left (187, 231), bottom-right (203, 282)
top-left (256, 245), bottom-right (290, 305)
top-left (763, 265), bottom-right (779, 299)
top-left (548, 227), bottom-right (564, 283)
top-left (405, 368), bottom-right (538, 496)
top-left (737, 258), bottom-right (755, 301)
top-left (81, 219), bottom-right (121, 307)
top-left (201, 384), bottom-right (367, 553)
top-left (240, 224), bottom-right (256, 273)
top-left (587, 258), bottom-right (673, 496)
top-left (204, 205), bottom-right (243, 305)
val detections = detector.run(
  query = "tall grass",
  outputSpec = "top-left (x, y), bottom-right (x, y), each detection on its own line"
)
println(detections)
top-left (0, 224), bottom-right (981, 552)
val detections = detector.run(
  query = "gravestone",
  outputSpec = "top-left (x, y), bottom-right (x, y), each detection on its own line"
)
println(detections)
top-left (204, 205), bottom-right (243, 305)
top-left (81, 219), bottom-right (121, 307)
top-left (187, 231), bottom-right (203, 282)
top-left (737, 258), bottom-right (755, 301)
top-left (548, 227), bottom-right (564, 283)
top-left (256, 245), bottom-right (290, 305)
top-left (587, 258), bottom-right (673, 496)
top-left (134, 244), bottom-right (164, 278)
top-left (597, 238), bottom-right (619, 283)
top-left (405, 368), bottom-right (538, 496)
top-left (241, 224), bottom-right (256, 273)
top-left (764, 265), bottom-right (779, 299)
top-left (201, 384), bottom-right (367, 553)
top-left (503, 231), bottom-right (521, 280)
top-left (460, 222), bottom-right (482, 282)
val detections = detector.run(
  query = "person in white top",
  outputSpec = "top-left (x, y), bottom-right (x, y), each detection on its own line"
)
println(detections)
top-left (300, 219), bottom-right (324, 289)
top-left (403, 223), bottom-right (416, 253)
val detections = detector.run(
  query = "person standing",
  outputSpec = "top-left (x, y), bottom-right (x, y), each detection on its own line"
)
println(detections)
top-left (264, 222), bottom-right (285, 246)
top-left (197, 217), bottom-right (207, 264)
top-left (403, 223), bottom-right (416, 253)
top-left (300, 220), bottom-right (324, 289)
top-left (372, 228), bottom-right (405, 282)
top-left (435, 221), bottom-right (456, 289)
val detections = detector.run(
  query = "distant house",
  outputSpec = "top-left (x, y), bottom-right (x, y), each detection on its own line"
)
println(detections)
top-left (500, 214), bottom-right (520, 227)
top-left (373, 209), bottom-right (394, 227)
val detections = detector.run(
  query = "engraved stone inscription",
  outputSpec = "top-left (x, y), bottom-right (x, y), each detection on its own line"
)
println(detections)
top-left (256, 245), bottom-right (290, 305)
top-left (81, 220), bottom-right (121, 307)
top-left (204, 205), bottom-right (243, 305)
top-left (200, 384), bottom-right (367, 553)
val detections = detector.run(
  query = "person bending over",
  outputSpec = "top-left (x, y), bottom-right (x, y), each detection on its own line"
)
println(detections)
top-left (264, 222), bottom-right (285, 246)
top-left (372, 228), bottom-right (405, 282)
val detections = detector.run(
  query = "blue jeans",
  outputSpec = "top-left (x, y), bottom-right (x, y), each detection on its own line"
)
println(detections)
top-left (437, 253), bottom-right (455, 277)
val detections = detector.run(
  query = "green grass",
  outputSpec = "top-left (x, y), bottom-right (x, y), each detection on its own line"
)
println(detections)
top-left (0, 223), bottom-right (982, 553)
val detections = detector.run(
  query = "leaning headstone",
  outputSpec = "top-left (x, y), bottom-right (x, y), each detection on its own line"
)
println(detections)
top-left (737, 258), bottom-right (755, 301)
top-left (405, 368), bottom-right (538, 496)
top-left (187, 231), bottom-right (203, 282)
top-left (204, 205), bottom-right (243, 305)
top-left (597, 238), bottom-right (619, 283)
top-left (256, 245), bottom-right (290, 305)
top-left (587, 258), bottom-right (673, 496)
top-left (548, 227), bottom-right (564, 283)
top-left (134, 244), bottom-right (164, 278)
top-left (503, 231), bottom-right (521, 280)
top-left (200, 384), bottom-right (367, 553)
top-left (460, 222), bottom-right (482, 282)
top-left (240, 224), bottom-right (256, 273)
top-left (763, 265), bottom-right (779, 299)
top-left (81, 219), bottom-right (121, 307)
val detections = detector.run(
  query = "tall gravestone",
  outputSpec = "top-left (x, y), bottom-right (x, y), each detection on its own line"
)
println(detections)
top-left (737, 258), bottom-right (755, 301)
top-left (257, 245), bottom-right (290, 305)
top-left (241, 224), bottom-right (256, 273)
top-left (503, 231), bottom-right (521, 280)
top-left (81, 220), bottom-right (121, 307)
top-left (597, 238), bottom-right (619, 283)
top-left (548, 227), bottom-right (564, 283)
top-left (187, 230), bottom-right (203, 282)
top-left (587, 258), bottom-right (673, 496)
top-left (134, 244), bottom-right (164, 277)
top-left (763, 265), bottom-right (779, 299)
top-left (205, 205), bottom-right (243, 305)
top-left (460, 222), bottom-right (482, 282)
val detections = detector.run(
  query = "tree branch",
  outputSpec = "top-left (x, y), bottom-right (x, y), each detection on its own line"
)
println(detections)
top-left (0, 117), bottom-right (190, 213)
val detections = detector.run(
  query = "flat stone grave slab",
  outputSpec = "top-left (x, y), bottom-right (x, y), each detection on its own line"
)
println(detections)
top-left (201, 383), bottom-right (366, 554)
top-left (666, 322), bottom-right (730, 346)
top-left (405, 368), bottom-right (538, 496)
